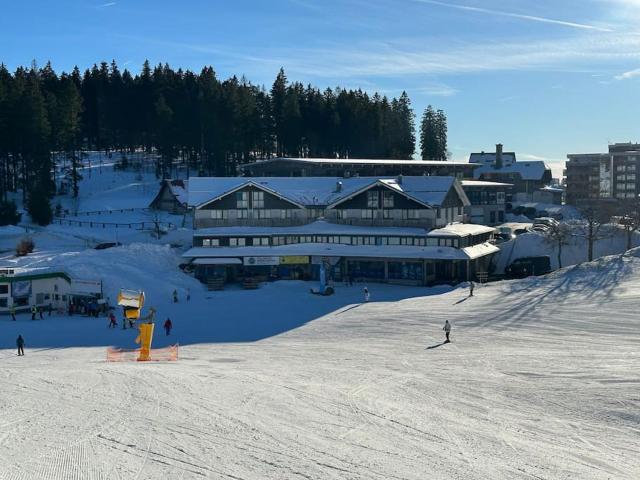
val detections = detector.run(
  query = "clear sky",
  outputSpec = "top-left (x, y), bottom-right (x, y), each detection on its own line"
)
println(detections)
top-left (2, 0), bottom-right (640, 175)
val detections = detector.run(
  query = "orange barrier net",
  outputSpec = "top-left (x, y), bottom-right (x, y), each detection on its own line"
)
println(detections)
top-left (106, 344), bottom-right (179, 362)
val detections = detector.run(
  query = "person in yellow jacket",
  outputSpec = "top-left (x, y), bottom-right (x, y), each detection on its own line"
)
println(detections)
top-left (31, 305), bottom-right (37, 320)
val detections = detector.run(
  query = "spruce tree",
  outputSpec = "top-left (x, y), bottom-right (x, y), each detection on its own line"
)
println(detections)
top-left (420, 105), bottom-right (438, 160)
top-left (435, 109), bottom-right (448, 161)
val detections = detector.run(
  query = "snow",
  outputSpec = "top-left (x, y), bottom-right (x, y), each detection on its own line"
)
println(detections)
top-left (427, 223), bottom-right (496, 237)
top-left (461, 180), bottom-right (513, 187)
top-left (1, 244), bottom-right (640, 478)
top-left (0, 160), bottom-right (638, 479)
top-left (469, 152), bottom-right (550, 181)
top-left (184, 242), bottom-right (499, 261)
top-left (188, 176), bottom-right (460, 209)
top-left (194, 219), bottom-right (428, 237)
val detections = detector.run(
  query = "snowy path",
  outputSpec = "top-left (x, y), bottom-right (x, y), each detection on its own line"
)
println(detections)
top-left (1, 254), bottom-right (639, 479)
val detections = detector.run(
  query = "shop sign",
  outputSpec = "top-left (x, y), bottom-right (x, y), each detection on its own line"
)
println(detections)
top-left (243, 256), bottom-right (280, 266)
top-left (279, 256), bottom-right (309, 265)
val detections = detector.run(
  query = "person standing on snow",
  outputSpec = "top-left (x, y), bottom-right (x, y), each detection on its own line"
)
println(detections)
top-left (31, 306), bottom-right (37, 320)
top-left (10, 304), bottom-right (16, 321)
top-left (108, 312), bottom-right (117, 328)
top-left (16, 335), bottom-right (25, 356)
top-left (363, 287), bottom-right (370, 302)
top-left (164, 318), bottom-right (172, 336)
top-left (172, 289), bottom-right (178, 303)
top-left (443, 320), bottom-right (452, 343)
top-left (469, 281), bottom-right (475, 297)
top-left (38, 307), bottom-right (44, 320)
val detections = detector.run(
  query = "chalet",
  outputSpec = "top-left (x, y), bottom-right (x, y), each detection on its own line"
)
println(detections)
top-left (149, 179), bottom-right (188, 214)
top-left (469, 144), bottom-right (552, 201)
top-left (183, 176), bottom-right (499, 286)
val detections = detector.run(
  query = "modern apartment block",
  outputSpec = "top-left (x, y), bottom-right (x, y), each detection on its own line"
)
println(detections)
top-left (566, 143), bottom-right (640, 205)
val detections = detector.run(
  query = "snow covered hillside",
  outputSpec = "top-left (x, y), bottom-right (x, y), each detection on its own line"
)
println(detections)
top-left (1, 247), bottom-right (639, 479)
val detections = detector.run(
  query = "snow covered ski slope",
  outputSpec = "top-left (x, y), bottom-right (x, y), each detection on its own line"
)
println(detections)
top-left (1, 248), bottom-right (639, 479)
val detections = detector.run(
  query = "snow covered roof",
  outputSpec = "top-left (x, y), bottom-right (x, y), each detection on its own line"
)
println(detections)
top-left (183, 242), bottom-right (499, 261)
top-left (188, 176), bottom-right (465, 209)
top-left (194, 220), bottom-right (428, 237)
top-left (167, 179), bottom-right (188, 204)
top-left (461, 180), bottom-right (513, 188)
top-left (240, 157), bottom-right (478, 168)
top-left (469, 152), bottom-right (517, 166)
top-left (427, 223), bottom-right (496, 238)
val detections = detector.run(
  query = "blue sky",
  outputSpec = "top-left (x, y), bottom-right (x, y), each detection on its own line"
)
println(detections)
top-left (2, 0), bottom-right (640, 174)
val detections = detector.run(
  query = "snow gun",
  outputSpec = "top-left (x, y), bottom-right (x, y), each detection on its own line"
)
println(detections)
top-left (117, 289), bottom-right (145, 321)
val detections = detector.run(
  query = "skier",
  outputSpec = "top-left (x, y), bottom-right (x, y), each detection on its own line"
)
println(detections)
top-left (16, 335), bottom-right (25, 356)
top-left (172, 289), bottom-right (178, 303)
top-left (164, 318), bottom-right (172, 336)
top-left (31, 305), bottom-right (37, 320)
top-left (186, 288), bottom-right (191, 301)
top-left (10, 304), bottom-right (16, 321)
top-left (363, 287), bottom-right (370, 302)
top-left (443, 320), bottom-right (451, 343)
top-left (38, 307), bottom-right (44, 320)
top-left (469, 281), bottom-right (475, 297)
top-left (108, 312), bottom-right (117, 328)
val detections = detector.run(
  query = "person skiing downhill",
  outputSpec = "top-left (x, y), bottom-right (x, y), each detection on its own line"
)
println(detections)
top-left (443, 320), bottom-right (451, 343)
top-left (363, 287), bottom-right (370, 302)
top-left (16, 335), bottom-right (25, 356)
top-left (164, 318), bottom-right (172, 336)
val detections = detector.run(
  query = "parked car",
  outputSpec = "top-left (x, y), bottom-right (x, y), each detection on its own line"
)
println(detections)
top-left (533, 217), bottom-right (559, 229)
top-left (94, 242), bottom-right (122, 250)
top-left (505, 256), bottom-right (552, 278)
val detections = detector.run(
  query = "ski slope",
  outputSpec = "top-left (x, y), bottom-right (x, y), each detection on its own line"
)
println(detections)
top-left (1, 247), bottom-right (639, 479)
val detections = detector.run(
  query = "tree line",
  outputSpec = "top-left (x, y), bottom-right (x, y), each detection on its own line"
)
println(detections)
top-left (0, 60), bottom-right (454, 225)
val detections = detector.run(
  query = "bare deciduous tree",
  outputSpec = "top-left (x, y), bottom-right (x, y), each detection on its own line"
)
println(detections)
top-left (616, 196), bottom-right (640, 251)
top-left (573, 201), bottom-right (616, 262)
top-left (544, 222), bottom-right (572, 269)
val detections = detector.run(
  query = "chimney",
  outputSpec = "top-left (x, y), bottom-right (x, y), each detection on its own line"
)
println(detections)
top-left (335, 180), bottom-right (343, 192)
top-left (495, 143), bottom-right (503, 169)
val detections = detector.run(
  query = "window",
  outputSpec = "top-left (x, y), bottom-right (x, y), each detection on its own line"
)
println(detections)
top-left (416, 238), bottom-right (426, 246)
top-left (202, 239), bottom-right (211, 247)
top-left (229, 238), bottom-right (246, 247)
top-left (388, 237), bottom-right (400, 245)
top-left (210, 210), bottom-right (225, 219)
top-left (0, 284), bottom-right (8, 295)
top-left (252, 191), bottom-right (264, 208)
top-left (496, 192), bottom-right (506, 204)
top-left (383, 209), bottom-right (393, 219)
top-left (403, 209), bottom-right (420, 220)
top-left (383, 191), bottom-right (394, 208)
top-left (361, 209), bottom-right (374, 219)
top-left (0, 298), bottom-right (6, 308)
top-left (367, 191), bottom-right (379, 208)
top-left (236, 191), bottom-right (248, 209)
top-left (237, 209), bottom-right (248, 219)
top-left (256, 209), bottom-right (271, 219)
top-left (490, 211), bottom-right (496, 224)
top-left (252, 237), bottom-right (269, 246)
top-left (340, 236), bottom-right (351, 244)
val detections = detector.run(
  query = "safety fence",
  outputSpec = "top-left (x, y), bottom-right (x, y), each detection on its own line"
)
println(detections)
top-left (52, 218), bottom-right (177, 230)
top-left (106, 344), bottom-right (179, 362)
top-left (56, 207), bottom-right (151, 218)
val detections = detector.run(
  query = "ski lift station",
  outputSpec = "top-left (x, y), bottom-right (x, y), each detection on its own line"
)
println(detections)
top-left (0, 267), bottom-right (103, 314)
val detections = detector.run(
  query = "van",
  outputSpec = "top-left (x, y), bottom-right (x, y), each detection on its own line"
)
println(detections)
top-left (505, 256), bottom-right (552, 278)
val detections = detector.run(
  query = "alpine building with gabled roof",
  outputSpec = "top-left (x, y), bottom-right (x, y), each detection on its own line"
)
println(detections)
top-left (183, 175), bottom-right (499, 287)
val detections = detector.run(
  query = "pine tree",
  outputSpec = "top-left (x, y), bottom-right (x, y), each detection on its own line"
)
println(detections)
top-left (420, 105), bottom-right (437, 160)
top-left (271, 68), bottom-right (287, 156)
top-left (435, 109), bottom-right (448, 161)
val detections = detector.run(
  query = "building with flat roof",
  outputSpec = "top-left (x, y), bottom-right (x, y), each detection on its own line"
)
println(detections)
top-left (239, 157), bottom-right (478, 179)
top-left (566, 143), bottom-right (640, 205)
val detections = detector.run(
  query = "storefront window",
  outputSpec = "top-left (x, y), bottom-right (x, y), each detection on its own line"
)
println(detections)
top-left (388, 262), bottom-right (423, 281)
